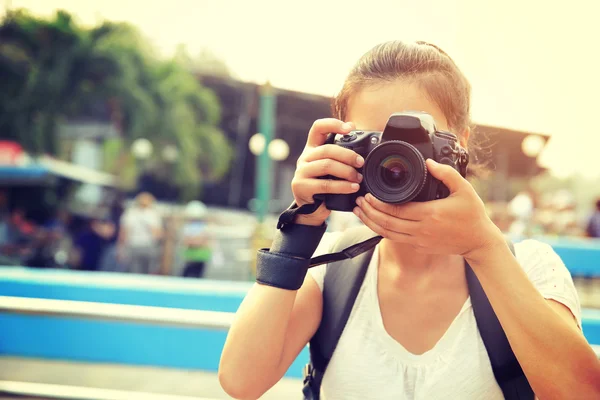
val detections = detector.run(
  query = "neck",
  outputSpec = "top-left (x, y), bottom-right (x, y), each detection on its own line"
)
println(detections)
top-left (378, 238), bottom-right (464, 289)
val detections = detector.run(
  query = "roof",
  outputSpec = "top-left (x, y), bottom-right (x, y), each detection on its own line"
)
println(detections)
top-left (199, 74), bottom-right (550, 178)
top-left (0, 157), bottom-right (116, 187)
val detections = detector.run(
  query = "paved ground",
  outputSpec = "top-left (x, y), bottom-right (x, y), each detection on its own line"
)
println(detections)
top-left (0, 357), bottom-right (302, 399)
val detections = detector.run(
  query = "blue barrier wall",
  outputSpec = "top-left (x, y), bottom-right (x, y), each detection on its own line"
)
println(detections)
top-left (0, 243), bottom-right (598, 380)
top-left (535, 237), bottom-right (600, 276)
top-left (0, 268), bottom-right (310, 377)
top-left (0, 313), bottom-right (310, 379)
top-left (0, 268), bottom-right (249, 312)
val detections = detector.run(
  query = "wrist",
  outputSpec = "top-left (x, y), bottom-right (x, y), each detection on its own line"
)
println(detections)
top-left (463, 223), bottom-right (507, 267)
top-left (294, 203), bottom-right (330, 226)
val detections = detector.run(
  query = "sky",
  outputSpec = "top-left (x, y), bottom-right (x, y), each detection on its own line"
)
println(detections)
top-left (5, 0), bottom-right (600, 178)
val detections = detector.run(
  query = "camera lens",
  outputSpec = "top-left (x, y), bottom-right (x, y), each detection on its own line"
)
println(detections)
top-left (380, 156), bottom-right (410, 187)
top-left (363, 141), bottom-right (427, 204)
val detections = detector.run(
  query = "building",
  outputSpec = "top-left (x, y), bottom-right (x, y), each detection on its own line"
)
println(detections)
top-left (198, 74), bottom-right (549, 211)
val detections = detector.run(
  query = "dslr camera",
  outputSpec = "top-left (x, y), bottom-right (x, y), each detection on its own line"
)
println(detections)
top-left (323, 111), bottom-right (469, 211)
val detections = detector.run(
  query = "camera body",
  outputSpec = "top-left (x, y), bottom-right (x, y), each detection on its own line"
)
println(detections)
top-left (324, 111), bottom-right (469, 212)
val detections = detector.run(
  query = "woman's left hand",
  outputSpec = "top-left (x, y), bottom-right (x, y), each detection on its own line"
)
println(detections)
top-left (354, 159), bottom-right (505, 261)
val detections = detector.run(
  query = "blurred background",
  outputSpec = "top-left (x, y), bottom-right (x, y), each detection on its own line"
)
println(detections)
top-left (0, 0), bottom-right (599, 399)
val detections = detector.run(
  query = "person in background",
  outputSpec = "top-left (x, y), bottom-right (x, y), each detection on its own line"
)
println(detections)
top-left (0, 191), bottom-right (9, 250)
top-left (118, 192), bottom-right (163, 274)
top-left (72, 212), bottom-right (115, 271)
top-left (586, 198), bottom-right (600, 238)
top-left (181, 200), bottom-right (213, 278)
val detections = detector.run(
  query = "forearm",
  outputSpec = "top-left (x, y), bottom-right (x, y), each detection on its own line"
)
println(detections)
top-left (467, 241), bottom-right (600, 399)
top-left (219, 284), bottom-right (297, 393)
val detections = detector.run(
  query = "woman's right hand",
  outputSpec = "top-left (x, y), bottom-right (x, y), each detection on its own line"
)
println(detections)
top-left (291, 118), bottom-right (365, 226)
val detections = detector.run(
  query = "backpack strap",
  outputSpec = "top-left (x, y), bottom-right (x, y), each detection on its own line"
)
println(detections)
top-left (303, 226), bottom-right (377, 400)
top-left (465, 241), bottom-right (535, 399)
top-left (303, 230), bottom-right (534, 400)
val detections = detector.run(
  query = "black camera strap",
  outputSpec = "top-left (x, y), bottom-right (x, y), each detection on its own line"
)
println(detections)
top-left (277, 199), bottom-right (324, 230)
top-left (277, 200), bottom-right (383, 267)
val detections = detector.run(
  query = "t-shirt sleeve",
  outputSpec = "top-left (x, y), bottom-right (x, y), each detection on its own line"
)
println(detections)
top-left (119, 211), bottom-right (131, 228)
top-left (307, 232), bottom-right (340, 292)
top-left (149, 211), bottom-right (163, 228)
top-left (514, 239), bottom-right (582, 328)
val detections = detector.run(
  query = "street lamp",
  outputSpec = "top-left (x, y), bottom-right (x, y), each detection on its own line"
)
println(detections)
top-left (131, 138), bottom-right (153, 160)
top-left (248, 133), bottom-right (266, 156)
top-left (521, 135), bottom-right (545, 158)
top-left (268, 138), bottom-right (290, 161)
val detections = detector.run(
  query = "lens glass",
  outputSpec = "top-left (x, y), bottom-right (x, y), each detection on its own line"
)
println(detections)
top-left (380, 155), bottom-right (411, 188)
top-left (363, 141), bottom-right (427, 204)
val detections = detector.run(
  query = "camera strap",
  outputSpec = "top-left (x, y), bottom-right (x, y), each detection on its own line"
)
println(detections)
top-left (277, 200), bottom-right (383, 267)
top-left (277, 198), bottom-right (324, 230)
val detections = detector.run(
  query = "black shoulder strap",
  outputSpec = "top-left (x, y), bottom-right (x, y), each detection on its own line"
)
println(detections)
top-left (303, 226), bottom-right (377, 400)
top-left (465, 241), bottom-right (535, 399)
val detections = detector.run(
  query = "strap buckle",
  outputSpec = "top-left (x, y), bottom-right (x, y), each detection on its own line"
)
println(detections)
top-left (459, 149), bottom-right (469, 177)
top-left (303, 363), bottom-right (315, 385)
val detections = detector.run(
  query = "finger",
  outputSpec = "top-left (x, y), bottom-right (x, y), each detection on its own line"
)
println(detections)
top-left (294, 178), bottom-right (360, 197)
top-left (304, 144), bottom-right (365, 168)
top-left (298, 159), bottom-right (363, 182)
top-left (356, 196), bottom-right (419, 235)
top-left (353, 206), bottom-right (414, 244)
top-left (306, 119), bottom-right (355, 147)
top-left (364, 193), bottom-right (427, 221)
top-left (426, 159), bottom-right (467, 194)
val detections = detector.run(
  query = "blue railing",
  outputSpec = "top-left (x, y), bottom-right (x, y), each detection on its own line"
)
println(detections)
top-left (0, 260), bottom-right (599, 380)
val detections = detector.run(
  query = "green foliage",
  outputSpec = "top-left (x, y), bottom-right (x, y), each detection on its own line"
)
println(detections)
top-left (0, 9), bottom-right (232, 201)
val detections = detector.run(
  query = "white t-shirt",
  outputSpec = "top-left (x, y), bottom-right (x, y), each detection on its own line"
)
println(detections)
top-left (308, 233), bottom-right (581, 400)
top-left (120, 207), bottom-right (162, 248)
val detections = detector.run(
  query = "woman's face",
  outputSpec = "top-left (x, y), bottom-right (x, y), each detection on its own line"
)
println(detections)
top-left (346, 80), bottom-right (451, 136)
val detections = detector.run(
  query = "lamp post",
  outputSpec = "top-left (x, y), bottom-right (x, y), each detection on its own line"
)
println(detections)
top-left (160, 144), bottom-right (180, 276)
top-left (255, 82), bottom-right (276, 224)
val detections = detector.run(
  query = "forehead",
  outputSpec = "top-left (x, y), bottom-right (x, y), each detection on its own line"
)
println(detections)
top-left (346, 80), bottom-right (449, 132)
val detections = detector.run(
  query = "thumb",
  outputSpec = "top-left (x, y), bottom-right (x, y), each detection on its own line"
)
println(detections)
top-left (426, 159), bottom-right (466, 194)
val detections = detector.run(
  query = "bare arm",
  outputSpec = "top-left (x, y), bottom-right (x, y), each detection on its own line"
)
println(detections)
top-left (219, 275), bottom-right (322, 399)
top-left (219, 118), bottom-right (362, 399)
top-left (467, 241), bottom-right (600, 400)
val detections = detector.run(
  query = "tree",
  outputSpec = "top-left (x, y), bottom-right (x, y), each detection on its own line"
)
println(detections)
top-left (0, 9), bottom-right (232, 200)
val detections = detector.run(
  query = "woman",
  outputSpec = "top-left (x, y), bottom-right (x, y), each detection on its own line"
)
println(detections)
top-left (219, 41), bottom-right (600, 399)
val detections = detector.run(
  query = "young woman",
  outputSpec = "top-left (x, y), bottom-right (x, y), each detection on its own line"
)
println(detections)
top-left (219, 41), bottom-right (600, 399)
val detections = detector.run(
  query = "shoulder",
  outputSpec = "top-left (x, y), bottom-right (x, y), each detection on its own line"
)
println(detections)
top-left (514, 239), bottom-right (562, 269)
top-left (513, 239), bottom-right (569, 282)
top-left (514, 239), bottom-right (582, 327)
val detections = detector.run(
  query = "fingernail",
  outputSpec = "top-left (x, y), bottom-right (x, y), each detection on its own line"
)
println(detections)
top-left (365, 193), bottom-right (372, 202)
top-left (353, 207), bottom-right (360, 216)
top-left (351, 183), bottom-right (360, 190)
top-left (356, 197), bottom-right (363, 206)
top-left (342, 122), bottom-right (352, 130)
top-left (356, 156), bottom-right (364, 167)
top-left (356, 173), bottom-right (363, 182)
